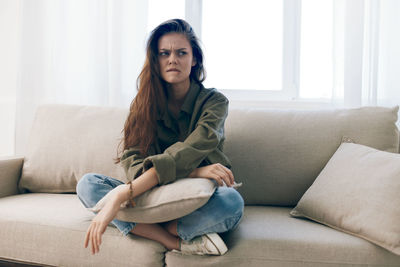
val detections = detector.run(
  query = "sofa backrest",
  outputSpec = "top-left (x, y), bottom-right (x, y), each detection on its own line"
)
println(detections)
top-left (19, 105), bottom-right (399, 206)
top-left (19, 105), bottom-right (129, 193)
top-left (224, 106), bottom-right (399, 206)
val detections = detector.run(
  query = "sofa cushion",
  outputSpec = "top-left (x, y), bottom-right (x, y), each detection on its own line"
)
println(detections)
top-left (91, 178), bottom-right (216, 223)
top-left (0, 193), bottom-right (166, 267)
top-left (224, 106), bottom-right (399, 205)
top-left (290, 142), bottom-right (400, 255)
top-left (19, 104), bottom-right (128, 193)
top-left (166, 206), bottom-right (400, 267)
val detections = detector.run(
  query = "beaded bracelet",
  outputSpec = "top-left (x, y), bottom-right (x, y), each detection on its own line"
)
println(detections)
top-left (126, 181), bottom-right (136, 208)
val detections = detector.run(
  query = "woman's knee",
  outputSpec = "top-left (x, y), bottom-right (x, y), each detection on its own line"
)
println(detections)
top-left (76, 173), bottom-right (123, 208)
top-left (215, 187), bottom-right (244, 218)
top-left (209, 188), bottom-right (244, 232)
top-left (76, 173), bottom-right (106, 207)
top-left (76, 173), bottom-right (99, 196)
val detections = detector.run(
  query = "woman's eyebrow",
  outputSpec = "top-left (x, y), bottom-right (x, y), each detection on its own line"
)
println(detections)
top-left (159, 48), bottom-right (188, 51)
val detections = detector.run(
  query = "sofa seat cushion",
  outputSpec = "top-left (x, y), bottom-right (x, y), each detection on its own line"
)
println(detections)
top-left (165, 206), bottom-right (400, 267)
top-left (0, 193), bottom-right (166, 267)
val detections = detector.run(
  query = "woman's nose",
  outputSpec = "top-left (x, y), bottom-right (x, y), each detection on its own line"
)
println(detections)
top-left (168, 53), bottom-right (177, 64)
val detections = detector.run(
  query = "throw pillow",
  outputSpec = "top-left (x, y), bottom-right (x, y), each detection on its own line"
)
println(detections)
top-left (290, 142), bottom-right (400, 255)
top-left (91, 178), bottom-right (216, 223)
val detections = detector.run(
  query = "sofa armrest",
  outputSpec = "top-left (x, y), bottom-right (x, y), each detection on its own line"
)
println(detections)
top-left (0, 156), bottom-right (24, 198)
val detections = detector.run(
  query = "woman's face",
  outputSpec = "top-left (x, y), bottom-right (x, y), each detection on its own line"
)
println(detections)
top-left (157, 33), bottom-right (196, 88)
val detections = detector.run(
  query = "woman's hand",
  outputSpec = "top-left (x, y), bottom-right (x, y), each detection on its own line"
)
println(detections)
top-left (85, 186), bottom-right (129, 254)
top-left (189, 163), bottom-right (235, 187)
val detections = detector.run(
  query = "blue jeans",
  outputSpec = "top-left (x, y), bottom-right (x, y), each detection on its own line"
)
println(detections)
top-left (76, 173), bottom-right (244, 241)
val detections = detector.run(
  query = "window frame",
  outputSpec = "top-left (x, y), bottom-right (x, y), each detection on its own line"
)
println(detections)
top-left (186, 0), bottom-right (303, 103)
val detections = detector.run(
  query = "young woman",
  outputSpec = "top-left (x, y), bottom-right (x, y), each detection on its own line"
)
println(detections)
top-left (76, 19), bottom-right (244, 256)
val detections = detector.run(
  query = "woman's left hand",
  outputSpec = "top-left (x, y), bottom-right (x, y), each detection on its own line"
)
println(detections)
top-left (189, 163), bottom-right (235, 187)
top-left (84, 194), bottom-right (123, 254)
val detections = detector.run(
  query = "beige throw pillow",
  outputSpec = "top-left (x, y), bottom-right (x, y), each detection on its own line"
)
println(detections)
top-left (91, 178), bottom-right (216, 223)
top-left (290, 142), bottom-right (400, 255)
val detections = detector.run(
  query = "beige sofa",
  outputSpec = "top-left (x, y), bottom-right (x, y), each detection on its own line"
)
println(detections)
top-left (1, 104), bottom-right (400, 267)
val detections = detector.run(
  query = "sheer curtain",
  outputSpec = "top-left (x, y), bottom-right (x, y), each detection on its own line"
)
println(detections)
top-left (15, 0), bottom-right (148, 155)
top-left (12, 0), bottom-right (400, 156)
top-left (334, 0), bottom-right (400, 108)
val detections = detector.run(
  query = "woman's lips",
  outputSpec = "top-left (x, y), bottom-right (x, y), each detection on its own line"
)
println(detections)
top-left (167, 68), bottom-right (180, 72)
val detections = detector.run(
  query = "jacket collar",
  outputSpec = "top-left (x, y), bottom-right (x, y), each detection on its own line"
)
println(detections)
top-left (180, 80), bottom-right (201, 115)
top-left (158, 80), bottom-right (201, 123)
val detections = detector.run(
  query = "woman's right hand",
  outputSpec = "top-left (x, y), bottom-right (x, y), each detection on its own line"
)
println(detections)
top-left (85, 190), bottom-right (126, 254)
top-left (189, 163), bottom-right (235, 187)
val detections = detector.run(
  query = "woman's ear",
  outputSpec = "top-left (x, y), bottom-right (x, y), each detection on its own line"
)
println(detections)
top-left (192, 57), bottom-right (197, 67)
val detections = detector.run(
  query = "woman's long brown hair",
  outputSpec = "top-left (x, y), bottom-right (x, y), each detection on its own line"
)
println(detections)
top-left (115, 19), bottom-right (206, 163)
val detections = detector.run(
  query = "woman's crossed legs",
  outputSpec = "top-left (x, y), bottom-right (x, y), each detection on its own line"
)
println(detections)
top-left (76, 173), bottom-right (244, 251)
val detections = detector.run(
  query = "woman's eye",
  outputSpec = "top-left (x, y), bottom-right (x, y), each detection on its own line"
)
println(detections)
top-left (178, 51), bottom-right (187, 56)
top-left (159, 51), bottom-right (169, 56)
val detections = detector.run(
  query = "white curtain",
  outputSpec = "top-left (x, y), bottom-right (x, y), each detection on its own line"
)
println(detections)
top-left (15, 0), bottom-right (148, 155)
top-left (12, 0), bottom-right (400, 156)
top-left (334, 0), bottom-right (400, 108)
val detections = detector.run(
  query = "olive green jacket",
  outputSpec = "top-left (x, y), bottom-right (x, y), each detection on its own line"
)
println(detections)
top-left (120, 81), bottom-right (231, 185)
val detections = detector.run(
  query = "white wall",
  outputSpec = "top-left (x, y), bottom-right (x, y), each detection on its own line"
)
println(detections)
top-left (0, 0), bottom-right (21, 156)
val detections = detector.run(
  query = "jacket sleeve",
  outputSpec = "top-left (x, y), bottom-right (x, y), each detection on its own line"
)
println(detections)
top-left (144, 95), bottom-right (229, 185)
top-left (119, 146), bottom-right (150, 182)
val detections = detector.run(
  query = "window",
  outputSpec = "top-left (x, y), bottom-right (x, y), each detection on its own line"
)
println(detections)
top-left (199, 0), bottom-right (336, 102)
top-left (145, 0), bottom-right (337, 102)
top-left (299, 0), bottom-right (334, 99)
top-left (202, 0), bottom-right (283, 92)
